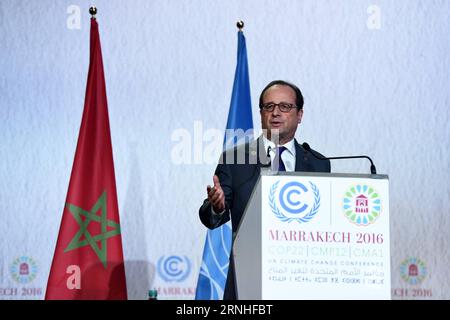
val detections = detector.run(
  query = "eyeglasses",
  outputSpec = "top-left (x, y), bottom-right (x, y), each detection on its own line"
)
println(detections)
top-left (260, 102), bottom-right (297, 113)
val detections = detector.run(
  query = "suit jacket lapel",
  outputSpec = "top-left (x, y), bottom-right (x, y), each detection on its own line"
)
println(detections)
top-left (247, 136), bottom-right (269, 167)
top-left (295, 139), bottom-right (309, 171)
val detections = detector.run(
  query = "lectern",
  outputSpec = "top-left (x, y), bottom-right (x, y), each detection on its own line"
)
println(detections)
top-left (233, 171), bottom-right (390, 300)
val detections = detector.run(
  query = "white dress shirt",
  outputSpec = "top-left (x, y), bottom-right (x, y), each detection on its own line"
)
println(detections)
top-left (262, 135), bottom-right (296, 172)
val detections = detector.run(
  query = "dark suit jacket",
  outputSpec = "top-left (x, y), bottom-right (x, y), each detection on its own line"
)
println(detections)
top-left (199, 137), bottom-right (330, 299)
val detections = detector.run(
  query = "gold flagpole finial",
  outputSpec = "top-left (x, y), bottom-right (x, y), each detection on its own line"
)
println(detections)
top-left (237, 20), bottom-right (244, 31)
top-left (89, 6), bottom-right (97, 19)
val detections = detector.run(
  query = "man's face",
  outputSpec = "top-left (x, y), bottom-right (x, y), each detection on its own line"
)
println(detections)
top-left (260, 84), bottom-right (303, 144)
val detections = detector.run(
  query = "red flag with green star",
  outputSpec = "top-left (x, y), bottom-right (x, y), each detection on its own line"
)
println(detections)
top-left (46, 18), bottom-right (127, 300)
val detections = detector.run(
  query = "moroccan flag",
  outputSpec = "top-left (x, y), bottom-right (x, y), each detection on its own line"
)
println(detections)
top-left (45, 18), bottom-right (127, 300)
top-left (195, 30), bottom-right (253, 300)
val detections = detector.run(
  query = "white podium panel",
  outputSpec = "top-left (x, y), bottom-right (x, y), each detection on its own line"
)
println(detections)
top-left (233, 172), bottom-right (390, 300)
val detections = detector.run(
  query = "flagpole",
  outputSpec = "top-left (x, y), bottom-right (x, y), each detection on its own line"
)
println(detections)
top-left (89, 6), bottom-right (97, 19)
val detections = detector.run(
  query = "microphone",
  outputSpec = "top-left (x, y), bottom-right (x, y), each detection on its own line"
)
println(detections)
top-left (302, 142), bottom-right (377, 175)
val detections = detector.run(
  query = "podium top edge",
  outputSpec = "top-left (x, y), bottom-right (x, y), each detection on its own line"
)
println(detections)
top-left (260, 170), bottom-right (389, 180)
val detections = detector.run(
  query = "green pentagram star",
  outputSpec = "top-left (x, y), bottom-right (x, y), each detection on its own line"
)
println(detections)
top-left (64, 191), bottom-right (121, 268)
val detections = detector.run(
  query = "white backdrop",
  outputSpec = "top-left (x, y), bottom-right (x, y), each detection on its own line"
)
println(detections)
top-left (0, 0), bottom-right (449, 299)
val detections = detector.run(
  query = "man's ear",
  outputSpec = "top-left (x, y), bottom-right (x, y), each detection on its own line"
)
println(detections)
top-left (297, 109), bottom-right (303, 123)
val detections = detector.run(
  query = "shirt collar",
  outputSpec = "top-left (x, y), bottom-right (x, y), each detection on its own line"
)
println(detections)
top-left (262, 135), bottom-right (296, 156)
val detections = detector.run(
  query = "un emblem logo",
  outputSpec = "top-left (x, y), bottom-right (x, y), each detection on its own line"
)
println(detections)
top-left (269, 180), bottom-right (320, 223)
top-left (157, 255), bottom-right (191, 283)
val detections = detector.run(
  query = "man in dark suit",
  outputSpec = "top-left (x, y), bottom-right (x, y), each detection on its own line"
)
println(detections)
top-left (199, 80), bottom-right (330, 300)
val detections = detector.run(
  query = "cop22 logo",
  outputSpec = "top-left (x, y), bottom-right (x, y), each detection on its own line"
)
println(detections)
top-left (400, 257), bottom-right (427, 285)
top-left (342, 184), bottom-right (381, 226)
top-left (269, 181), bottom-right (320, 223)
top-left (10, 256), bottom-right (38, 284)
top-left (157, 255), bottom-right (191, 283)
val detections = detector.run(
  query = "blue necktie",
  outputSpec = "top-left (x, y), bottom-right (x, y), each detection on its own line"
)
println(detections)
top-left (274, 146), bottom-right (287, 171)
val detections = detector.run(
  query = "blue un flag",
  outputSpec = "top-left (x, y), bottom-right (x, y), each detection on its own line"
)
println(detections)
top-left (195, 31), bottom-right (253, 300)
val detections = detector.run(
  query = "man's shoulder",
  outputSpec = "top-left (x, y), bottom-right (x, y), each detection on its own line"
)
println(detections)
top-left (219, 139), bottom-right (260, 166)
top-left (294, 139), bottom-right (330, 172)
top-left (294, 139), bottom-right (326, 157)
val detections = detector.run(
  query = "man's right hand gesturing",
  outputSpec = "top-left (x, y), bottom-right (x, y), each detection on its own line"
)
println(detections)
top-left (207, 175), bottom-right (225, 213)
